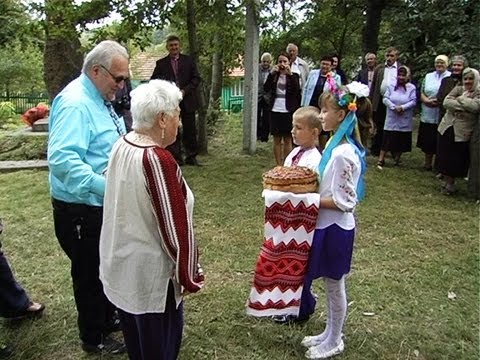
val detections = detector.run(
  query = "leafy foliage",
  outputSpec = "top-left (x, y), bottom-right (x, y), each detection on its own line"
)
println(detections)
top-left (0, 0), bottom-right (27, 48)
top-left (261, 0), bottom-right (366, 77)
top-left (0, 102), bottom-right (18, 130)
top-left (0, 41), bottom-right (46, 94)
top-left (381, 0), bottom-right (479, 80)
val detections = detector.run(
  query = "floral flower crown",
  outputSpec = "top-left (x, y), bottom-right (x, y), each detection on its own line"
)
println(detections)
top-left (326, 74), bottom-right (370, 112)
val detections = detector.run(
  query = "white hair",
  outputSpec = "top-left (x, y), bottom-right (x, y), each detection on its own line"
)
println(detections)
top-left (130, 80), bottom-right (183, 131)
top-left (286, 43), bottom-right (298, 52)
top-left (261, 52), bottom-right (272, 62)
top-left (82, 40), bottom-right (129, 73)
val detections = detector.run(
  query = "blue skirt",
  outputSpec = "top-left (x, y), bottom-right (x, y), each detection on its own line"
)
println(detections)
top-left (298, 224), bottom-right (354, 318)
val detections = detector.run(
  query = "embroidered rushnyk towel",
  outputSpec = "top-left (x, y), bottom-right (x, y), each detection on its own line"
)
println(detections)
top-left (246, 189), bottom-right (320, 317)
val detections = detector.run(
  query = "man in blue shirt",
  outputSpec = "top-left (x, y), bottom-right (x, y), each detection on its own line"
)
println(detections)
top-left (48, 40), bottom-right (129, 355)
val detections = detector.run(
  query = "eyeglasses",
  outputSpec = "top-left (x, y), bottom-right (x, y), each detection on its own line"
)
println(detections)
top-left (100, 64), bottom-right (129, 84)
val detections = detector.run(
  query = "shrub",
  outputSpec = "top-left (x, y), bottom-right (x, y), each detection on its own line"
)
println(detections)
top-left (0, 101), bottom-right (21, 130)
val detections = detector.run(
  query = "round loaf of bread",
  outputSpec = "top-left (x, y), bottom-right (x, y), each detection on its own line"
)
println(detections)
top-left (262, 166), bottom-right (318, 193)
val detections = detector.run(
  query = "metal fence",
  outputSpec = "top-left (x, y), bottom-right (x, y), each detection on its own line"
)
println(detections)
top-left (0, 93), bottom-right (50, 114)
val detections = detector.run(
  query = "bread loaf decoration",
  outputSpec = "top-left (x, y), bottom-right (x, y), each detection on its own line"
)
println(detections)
top-left (262, 166), bottom-right (318, 193)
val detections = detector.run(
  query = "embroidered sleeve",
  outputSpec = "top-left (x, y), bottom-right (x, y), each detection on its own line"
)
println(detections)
top-left (330, 154), bottom-right (358, 212)
top-left (142, 147), bottom-right (202, 293)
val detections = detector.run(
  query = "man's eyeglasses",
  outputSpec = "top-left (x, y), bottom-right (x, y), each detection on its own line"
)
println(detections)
top-left (100, 64), bottom-right (129, 84)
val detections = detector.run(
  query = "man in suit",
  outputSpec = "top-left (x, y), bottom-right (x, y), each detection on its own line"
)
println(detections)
top-left (151, 35), bottom-right (202, 166)
top-left (287, 43), bottom-right (310, 89)
top-left (369, 47), bottom-right (400, 156)
top-left (356, 52), bottom-right (377, 90)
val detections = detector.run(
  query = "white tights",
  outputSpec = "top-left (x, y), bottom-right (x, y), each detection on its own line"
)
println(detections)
top-left (301, 276), bottom-right (347, 350)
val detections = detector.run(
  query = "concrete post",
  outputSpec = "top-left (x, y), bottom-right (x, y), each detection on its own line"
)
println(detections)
top-left (242, 0), bottom-right (260, 154)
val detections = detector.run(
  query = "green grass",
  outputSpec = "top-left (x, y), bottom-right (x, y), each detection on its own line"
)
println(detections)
top-left (0, 114), bottom-right (478, 359)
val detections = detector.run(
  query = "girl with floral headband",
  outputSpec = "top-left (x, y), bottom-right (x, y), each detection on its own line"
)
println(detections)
top-left (298, 81), bottom-right (371, 359)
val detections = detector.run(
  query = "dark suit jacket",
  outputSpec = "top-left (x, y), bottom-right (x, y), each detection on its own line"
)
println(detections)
top-left (356, 68), bottom-right (369, 86)
top-left (151, 54), bottom-right (202, 112)
top-left (370, 62), bottom-right (404, 112)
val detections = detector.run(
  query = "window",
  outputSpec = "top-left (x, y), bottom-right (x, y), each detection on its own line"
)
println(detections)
top-left (231, 78), bottom-right (244, 97)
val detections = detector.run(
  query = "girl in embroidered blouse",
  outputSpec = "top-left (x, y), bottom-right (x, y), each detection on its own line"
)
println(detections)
top-left (283, 106), bottom-right (322, 172)
top-left (299, 83), bottom-right (370, 359)
top-left (377, 65), bottom-right (417, 169)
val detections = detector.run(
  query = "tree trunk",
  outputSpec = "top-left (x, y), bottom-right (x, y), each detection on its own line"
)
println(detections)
top-left (280, 0), bottom-right (287, 32)
top-left (186, 0), bottom-right (208, 154)
top-left (362, 0), bottom-right (387, 54)
top-left (207, 33), bottom-right (223, 127)
top-left (209, 50), bottom-right (223, 106)
top-left (43, 0), bottom-right (83, 100)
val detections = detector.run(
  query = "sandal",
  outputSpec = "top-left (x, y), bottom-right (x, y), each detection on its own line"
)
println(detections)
top-left (6, 301), bottom-right (45, 321)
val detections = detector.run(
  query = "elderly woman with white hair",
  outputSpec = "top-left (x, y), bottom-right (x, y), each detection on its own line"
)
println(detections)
top-left (99, 79), bottom-right (204, 359)
top-left (416, 55), bottom-right (451, 171)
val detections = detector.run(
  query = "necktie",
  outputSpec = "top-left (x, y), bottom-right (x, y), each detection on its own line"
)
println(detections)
top-left (291, 148), bottom-right (306, 166)
top-left (172, 57), bottom-right (179, 85)
top-left (105, 101), bottom-right (126, 136)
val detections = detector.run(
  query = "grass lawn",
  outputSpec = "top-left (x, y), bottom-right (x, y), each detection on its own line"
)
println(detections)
top-left (0, 113), bottom-right (478, 359)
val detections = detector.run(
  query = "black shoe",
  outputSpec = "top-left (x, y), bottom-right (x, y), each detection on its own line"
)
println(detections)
top-left (105, 312), bottom-right (122, 333)
top-left (272, 314), bottom-right (310, 324)
top-left (82, 336), bottom-right (126, 355)
top-left (185, 157), bottom-right (202, 166)
top-left (0, 345), bottom-right (13, 359)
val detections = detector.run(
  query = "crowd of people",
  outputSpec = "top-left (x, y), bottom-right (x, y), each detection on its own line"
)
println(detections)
top-left (257, 44), bottom-right (479, 199)
top-left (0, 37), bottom-right (478, 360)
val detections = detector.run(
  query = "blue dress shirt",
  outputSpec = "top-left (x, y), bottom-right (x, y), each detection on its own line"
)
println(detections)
top-left (48, 74), bottom-right (125, 206)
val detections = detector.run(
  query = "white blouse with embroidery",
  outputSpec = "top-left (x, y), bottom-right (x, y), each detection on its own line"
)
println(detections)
top-left (100, 136), bottom-right (201, 315)
top-left (284, 146), bottom-right (321, 173)
top-left (316, 143), bottom-right (360, 230)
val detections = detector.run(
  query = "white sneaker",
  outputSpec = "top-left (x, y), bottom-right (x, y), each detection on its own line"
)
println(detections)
top-left (305, 339), bottom-right (345, 359)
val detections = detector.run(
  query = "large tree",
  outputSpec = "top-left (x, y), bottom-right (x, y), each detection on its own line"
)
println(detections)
top-left (41, 0), bottom-right (176, 99)
top-left (362, 0), bottom-right (388, 54)
top-left (42, 0), bottom-right (112, 99)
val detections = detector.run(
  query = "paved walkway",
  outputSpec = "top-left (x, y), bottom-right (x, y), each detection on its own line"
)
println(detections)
top-left (0, 160), bottom-right (48, 172)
